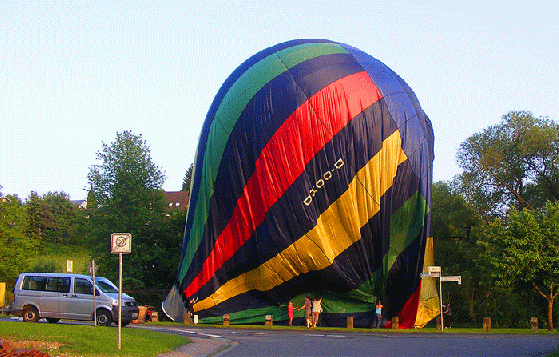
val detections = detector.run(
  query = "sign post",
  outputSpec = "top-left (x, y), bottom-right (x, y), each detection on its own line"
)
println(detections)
top-left (419, 266), bottom-right (461, 331)
top-left (111, 233), bottom-right (131, 350)
top-left (87, 260), bottom-right (99, 326)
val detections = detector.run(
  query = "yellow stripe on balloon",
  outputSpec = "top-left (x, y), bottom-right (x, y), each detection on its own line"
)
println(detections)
top-left (195, 129), bottom-right (407, 311)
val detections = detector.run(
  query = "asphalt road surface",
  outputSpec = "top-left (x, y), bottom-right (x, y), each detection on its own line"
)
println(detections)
top-left (3, 317), bottom-right (559, 357)
top-left (138, 325), bottom-right (559, 357)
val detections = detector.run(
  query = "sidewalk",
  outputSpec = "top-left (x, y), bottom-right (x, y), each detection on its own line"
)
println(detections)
top-left (157, 336), bottom-right (233, 357)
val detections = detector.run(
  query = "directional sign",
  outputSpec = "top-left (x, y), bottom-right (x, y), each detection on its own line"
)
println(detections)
top-left (441, 276), bottom-right (462, 284)
top-left (87, 260), bottom-right (99, 275)
top-left (420, 272), bottom-right (440, 278)
top-left (428, 266), bottom-right (441, 274)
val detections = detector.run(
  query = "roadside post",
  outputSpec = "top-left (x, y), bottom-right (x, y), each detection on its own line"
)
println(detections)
top-left (87, 260), bottom-right (99, 326)
top-left (420, 266), bottom-right (461, 331)
top-left (0, 282), bottom-right (5, 308)
top-left (111, 233), bottom-right (132, 350)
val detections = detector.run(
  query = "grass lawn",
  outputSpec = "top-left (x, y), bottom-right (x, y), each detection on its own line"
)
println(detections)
top-left (167, 320), bottom-right (559, 335)
top-left (0, 320), bottom-right (189, 357)
top-left (27, 243), bottom-right (93, 275)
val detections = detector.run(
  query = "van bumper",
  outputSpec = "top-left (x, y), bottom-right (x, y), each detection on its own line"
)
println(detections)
top-left (111, 306), bottom-right (139, 323)
top-left (1, 307), bottom-right (17, 316)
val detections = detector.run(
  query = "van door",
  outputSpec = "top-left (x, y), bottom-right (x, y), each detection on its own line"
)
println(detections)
top-left (70, 277), bottom-right (96, 320)
top-left (42, 276), bottom-right (71, 319)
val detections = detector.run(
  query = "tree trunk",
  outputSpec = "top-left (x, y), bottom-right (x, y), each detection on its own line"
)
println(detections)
top-left (534, 283), bottom-right (557, 331)
top-left (547, 296), bottom-right (554, 331)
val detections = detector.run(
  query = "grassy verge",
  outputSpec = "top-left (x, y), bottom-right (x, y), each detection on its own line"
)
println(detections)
top-left (27, 243), bottom-right (93, 275)
top-left (0, 321), bottom-right (189, 357)
top-left (148, 320), bottom-right (558, 334)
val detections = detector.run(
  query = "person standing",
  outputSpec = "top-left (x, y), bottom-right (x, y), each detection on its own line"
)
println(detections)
top-left (298, 295), bottom-right (312, 328)
top-left (287, 301), bottom-right (294, 326)
top-left (311, 296), bottom-right (323, 327)
top-left (187, 296), bottom-right (198, 324)
top-left (443, 303), bottom-right (452, 328)
top-left (375, 300), bottom-right (383, 328)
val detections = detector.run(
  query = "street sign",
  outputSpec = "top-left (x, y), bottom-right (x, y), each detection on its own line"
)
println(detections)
top-left (87, 260), bottom-right (98, 275)
top-left (110, 233), bottom-right (132, 350)
top-left (111, 233), bottom-right (132, 254)
top-left (428, 266), bottom-right (441, 274)
top-left (441, 276), bottom-right (462, 284)
top-left (66, 260), bottom-right (73, 273)
top-left (420, 272), bottom-right (440, 278)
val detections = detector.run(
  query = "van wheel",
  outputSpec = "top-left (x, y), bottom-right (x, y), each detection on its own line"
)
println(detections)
top-left (96, 310), bottom-right (112, 326)
top-left (46, 318), bottom-right (60, 323)
top-left (22, 306), bottom-right (40, 322)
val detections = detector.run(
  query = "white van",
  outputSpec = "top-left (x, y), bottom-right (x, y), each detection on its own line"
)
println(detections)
top-left (12, 273), bottom-right (139, 326)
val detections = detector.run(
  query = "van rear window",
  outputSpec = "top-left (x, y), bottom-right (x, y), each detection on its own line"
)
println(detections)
top-left (22, 276), bottom-right (46, 291)
top-left (22, 276), bottom-right (71, 293)
top-left (45, 277), bottom-right (71, 293)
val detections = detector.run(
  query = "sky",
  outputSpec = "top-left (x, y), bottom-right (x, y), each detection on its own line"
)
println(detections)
top-left (1, 1), bottom-right (558, 200)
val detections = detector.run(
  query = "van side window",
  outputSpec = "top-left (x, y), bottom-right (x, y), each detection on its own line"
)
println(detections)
top-left (45, 277), bottom-right (71, 293)
top-left (22, 276), bottom-right (46, 291)
top-left (74, 278), bottom-right (94, 295)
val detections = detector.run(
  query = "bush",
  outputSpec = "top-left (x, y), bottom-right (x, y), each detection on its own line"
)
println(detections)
top-left (30, 260), bottom-right (58, 273)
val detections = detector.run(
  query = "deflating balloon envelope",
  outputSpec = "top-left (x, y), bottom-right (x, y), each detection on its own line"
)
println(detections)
top-left (163, 39), bottom-right (437, 328)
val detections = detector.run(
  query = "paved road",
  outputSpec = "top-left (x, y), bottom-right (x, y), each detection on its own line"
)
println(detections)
top-left (3, 317), bottom-right (559, 356)
top-left (136, 325), bottom-right (559, 357)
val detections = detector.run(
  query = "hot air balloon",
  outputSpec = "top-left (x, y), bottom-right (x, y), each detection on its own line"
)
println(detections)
top-left (163, 39), bottom-right (438, 328)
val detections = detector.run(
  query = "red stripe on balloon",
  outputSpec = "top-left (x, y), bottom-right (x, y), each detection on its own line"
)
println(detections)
top-left (384, 284), bottom-right (421, 329)
top-left (184, 71), bottom-right (382, 297)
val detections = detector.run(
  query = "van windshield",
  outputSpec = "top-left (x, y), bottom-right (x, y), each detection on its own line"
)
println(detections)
top-left (95, 277), bottom-right (119, 293)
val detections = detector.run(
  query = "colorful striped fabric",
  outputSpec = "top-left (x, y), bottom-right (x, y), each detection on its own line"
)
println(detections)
top-left (163, 39), bottom-right (436, 328)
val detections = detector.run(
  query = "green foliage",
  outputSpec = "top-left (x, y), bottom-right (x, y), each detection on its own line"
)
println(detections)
top-left (88, 131), bottom-right (165, 207)
top-left (0, 195), bottom-right (37, 283)
top-left (478, 201), bottom-right (559, 330)
top-left (26, 244), bottom-right (93, 275)
top-left (86, 131), bottom-right (182, 289)
top-left (25, 191), bottom-right (87, 246)
top-left (30, 260), bottom-right (58, 273)
top-left (182, 163), bottom-right (194, 191)
top-left (432, 181), bottom-right (487, 326)
top-left (457, 111), bottom-right (559, 216)
top-left (123, 277), bottom-right (146, 289)
top-left (479, 202), bottom-right (559, 290)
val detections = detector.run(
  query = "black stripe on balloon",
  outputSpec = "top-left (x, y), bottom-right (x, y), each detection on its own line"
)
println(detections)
top-left (178, 39), bottom-right (335, 276)
top-left (195, 159), bottom-right (426, 320)
top-left (192, 99), bottom-right (398, 299)
top-left (179, 52), bottom-right (365, 291)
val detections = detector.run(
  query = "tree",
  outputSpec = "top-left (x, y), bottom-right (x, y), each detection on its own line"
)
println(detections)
top-left (432, 181), bottom-right (489, 325)
top-left (478, 201), bottom-right (559, 330)
top-left (182, 163), bottom-right (194, 191)
top-left (25, 191), bottom-right (84, 245)
top-left (0, 195), bottom-right (37, 283)
top-left (87, 131), bottom-right (177, 289)
top-left (88, 131), bottom-right (165, 207)
top-left (457, 111), bottom-right (559, 216)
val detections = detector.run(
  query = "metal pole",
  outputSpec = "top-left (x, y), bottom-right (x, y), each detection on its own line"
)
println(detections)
top-left (92, 260), bottom-right (96, 327)
top-left (118, 253), bottom-right (122, 350)
top-left (439, 275), bottom-right (444, 331)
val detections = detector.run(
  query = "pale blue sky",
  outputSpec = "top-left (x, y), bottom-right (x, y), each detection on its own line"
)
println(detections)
top-left (1, 1), bottom-right (558, 200)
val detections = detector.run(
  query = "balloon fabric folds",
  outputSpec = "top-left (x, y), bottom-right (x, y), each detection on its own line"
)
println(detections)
top-left (163, 39), bottom-right (437, 328)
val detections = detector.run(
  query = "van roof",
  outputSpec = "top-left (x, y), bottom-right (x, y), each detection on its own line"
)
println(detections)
top-left (18, 273), bottom-right (106, 279)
